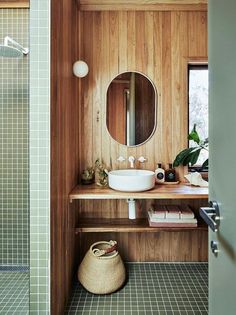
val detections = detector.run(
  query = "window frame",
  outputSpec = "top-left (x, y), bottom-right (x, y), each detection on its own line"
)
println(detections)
top-left (188, 63), bottom-right (208, 174)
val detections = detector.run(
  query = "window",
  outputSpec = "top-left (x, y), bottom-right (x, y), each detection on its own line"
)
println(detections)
top-left (188, 64), bottom-right (208, 169)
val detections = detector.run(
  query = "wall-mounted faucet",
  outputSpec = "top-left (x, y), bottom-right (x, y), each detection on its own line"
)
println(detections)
top-left (118, 156), bottom-right (147, 168)
top-left (117, 156), bottom-right (126, 163)
top-left (128, 156), bottom-right (135, 168)
top-left (138, 156), bottom-right (147, 163)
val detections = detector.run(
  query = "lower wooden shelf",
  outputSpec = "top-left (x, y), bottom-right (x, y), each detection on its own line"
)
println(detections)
top-left (75, 218), bottom-right (207, 233)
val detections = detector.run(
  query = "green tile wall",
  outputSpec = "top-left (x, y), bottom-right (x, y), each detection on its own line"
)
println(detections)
top-left (0, 9), bottom-right (29, 266)
top-left (30, 1), bottom-right (50, 314)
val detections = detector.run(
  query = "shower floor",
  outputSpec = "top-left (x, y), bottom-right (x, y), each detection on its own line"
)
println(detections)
top-left (0, 270), bottom-right (29, 315)
top-left (65, 263), bottom-right (208, 315)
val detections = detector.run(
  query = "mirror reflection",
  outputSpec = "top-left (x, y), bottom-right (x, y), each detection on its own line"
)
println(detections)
top-left (106, 72), bottom-right (156, 146)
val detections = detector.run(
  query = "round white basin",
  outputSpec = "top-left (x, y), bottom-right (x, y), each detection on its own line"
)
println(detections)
top-left (108, 169), bottom-right (155, 192)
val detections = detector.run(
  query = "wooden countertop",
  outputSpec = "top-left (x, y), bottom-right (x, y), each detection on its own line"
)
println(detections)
top-left (69, 183), bottom-right (208, 201)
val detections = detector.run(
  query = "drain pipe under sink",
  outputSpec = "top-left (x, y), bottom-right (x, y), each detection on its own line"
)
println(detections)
top-left (127, 198), bottom-right (136, 219)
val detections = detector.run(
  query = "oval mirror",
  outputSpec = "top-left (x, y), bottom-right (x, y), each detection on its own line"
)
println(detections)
top-left (106, 72), bottom-right (157, 146)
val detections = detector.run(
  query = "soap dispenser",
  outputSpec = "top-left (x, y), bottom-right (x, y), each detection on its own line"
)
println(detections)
top-left (155, 163), bottom-right (165, 184)
top-left (165, 163), bottom-right (176, 182)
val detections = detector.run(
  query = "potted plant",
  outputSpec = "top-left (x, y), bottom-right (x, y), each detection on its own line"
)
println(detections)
top-left (81, 166), bottom-right (95, 185)
top-left (95, 159), bottom-right (109, 187)
top-left (173, 124), bottom-right (208, 169)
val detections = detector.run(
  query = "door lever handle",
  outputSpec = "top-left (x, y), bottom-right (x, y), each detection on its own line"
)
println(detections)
top-left (200, 201), bottom-right (220, 232)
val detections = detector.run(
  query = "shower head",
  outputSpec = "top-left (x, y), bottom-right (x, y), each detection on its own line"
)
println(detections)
top-left (0, 45), bottom-right (23, 58)
top-left (0, 36), bottom-right (29, 58)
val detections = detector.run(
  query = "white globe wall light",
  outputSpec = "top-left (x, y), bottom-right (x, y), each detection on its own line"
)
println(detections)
top-left (73, 60), bottom-right (89, 78)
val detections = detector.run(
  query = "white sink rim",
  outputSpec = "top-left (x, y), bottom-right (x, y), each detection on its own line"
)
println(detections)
top-left (109, 169), bottom-right (154, 177)
top-left (108, 169), bottom-right (155, 192)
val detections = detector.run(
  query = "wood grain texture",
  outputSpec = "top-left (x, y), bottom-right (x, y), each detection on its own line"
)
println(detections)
top-left (76, 9), bottom-right (208, 263)
top-left (78, 231), bottom-right (208, 262)
top-left (76, 198), bottom-right (208, 262)
top-left (79, 10), bottom-right (208, 179)
top-left (50, 1), bottom-right (79, 314)
top-left (80, 0), bottom-right (207, 3)
top-left (0, 0), bottom-right (29, 7)
top-left (69, 184), bottom-right (208, 201)
top-left (75, 218), bottom-right (207, 233)
top-left (79, 1), bottom-right (207, 11)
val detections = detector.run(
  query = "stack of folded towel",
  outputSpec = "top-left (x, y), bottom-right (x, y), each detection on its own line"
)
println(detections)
top-left (147, 205), bottom-right (197, 227)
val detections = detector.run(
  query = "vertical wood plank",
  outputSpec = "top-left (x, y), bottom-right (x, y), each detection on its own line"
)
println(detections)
top-left (188, 11), bottom-right (208, 57)
top-left (143, 11), bottom-right (155, 170)
top-left (171, 12), bottom-right (189, 181)
top-left (117, 11), bottom-right (128, 167)
top-left (161, 12), bottom-right (172, 167)
top-left (51, 1), bottom-right (79, 314)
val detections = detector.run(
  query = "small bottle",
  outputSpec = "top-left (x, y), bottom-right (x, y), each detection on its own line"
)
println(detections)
top-left (155, 163), bottom-right (165, 184)
top-left (165, 163), bottom-right (176, 182)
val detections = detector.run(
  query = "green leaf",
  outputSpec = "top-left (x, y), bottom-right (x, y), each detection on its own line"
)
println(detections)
top-left (202, 159), bottom-right (209, 169)
top-left (188, 123), bottom-right (201, 144)
top-left (182, 148), bottom-right (201, 166)
top-left (173, 147), bottom-right (196, 167)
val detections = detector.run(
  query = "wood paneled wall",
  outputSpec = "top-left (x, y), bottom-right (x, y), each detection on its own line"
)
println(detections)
top-left (79, 10), bottom-right (207, 179)
top-left (51, 1), bottom-right (79, 314)
top-left (77, 10), bottom-right (208, 261)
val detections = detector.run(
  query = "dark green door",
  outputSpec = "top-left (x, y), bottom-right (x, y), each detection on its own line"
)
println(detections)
top-left (208, 0), bottom-right (236, 314)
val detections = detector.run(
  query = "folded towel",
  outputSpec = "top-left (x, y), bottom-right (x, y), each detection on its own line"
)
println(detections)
top-left (147, 210), bottom-right (196, 223)
top-left (148, 206), bottom-right (166, 219)
top-left (148, 210), bottom-right (166, 219)
top-left (148, 218), bottom-right (197, 228)
top-left (148, 205), bottom-right (195, 222)
top-left (166, 205), bottom-right (180, 219)
top-left (180, 205), bottom-right (195, 219)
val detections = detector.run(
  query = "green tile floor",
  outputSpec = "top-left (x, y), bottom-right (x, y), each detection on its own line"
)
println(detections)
top-left (0, 270), bottom-right (29, 314)
top-left (65, 263), bottom-right (208, 315)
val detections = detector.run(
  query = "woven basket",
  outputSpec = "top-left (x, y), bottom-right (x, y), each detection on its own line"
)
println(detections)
top-left (78, 240), bottom-right (126, 294)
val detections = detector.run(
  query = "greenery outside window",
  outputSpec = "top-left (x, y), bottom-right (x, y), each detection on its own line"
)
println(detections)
top-left (188, 64), bottom-right (208, 172)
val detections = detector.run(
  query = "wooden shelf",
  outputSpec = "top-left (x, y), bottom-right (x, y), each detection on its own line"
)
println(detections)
top-left (75, 218), bottom-right (207, 233)
top-left (69, 183), bottom-right (208, 202)
top-left (79, 3), bottom-right (207, 12)
top-left (0, 1), bottom-right (29, 8)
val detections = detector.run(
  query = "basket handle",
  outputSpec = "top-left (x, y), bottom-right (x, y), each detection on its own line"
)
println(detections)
top-left (93, 240), bottom-right (117, 257)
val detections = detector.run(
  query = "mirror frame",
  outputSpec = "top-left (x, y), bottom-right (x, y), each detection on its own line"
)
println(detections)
top-left (105, 71), bottom-right (157, 147)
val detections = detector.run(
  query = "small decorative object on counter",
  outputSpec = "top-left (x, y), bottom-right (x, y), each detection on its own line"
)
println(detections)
top-left (185, 172), bottom-right (208, 187)
top-left (78, 240), bottom-right (126, 294)
top-left (155, 163), bottom-right (165, 184)
top-left (81, 166), bottom-right (95, 185)
top-left (165, 163), bottom-right (176, 182)
top-left (95, 158), bottom-right (109, 187)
